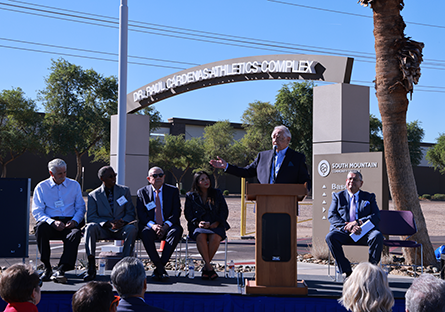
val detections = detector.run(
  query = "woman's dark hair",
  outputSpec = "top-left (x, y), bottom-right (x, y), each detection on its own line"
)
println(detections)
top-left (72, 281), bottom-right (115, 312)
top-left (191, 171), bottom-right (216, 202)
top-left (0, 264), bottom-right (40, 303)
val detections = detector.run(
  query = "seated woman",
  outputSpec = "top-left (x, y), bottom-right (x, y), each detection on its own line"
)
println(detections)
top-left (184, 171), bottom-right (230, 280)
top-left (339, 262), bottom-right (394, 312)
top-left (0, 264), bottom-right (41, 312)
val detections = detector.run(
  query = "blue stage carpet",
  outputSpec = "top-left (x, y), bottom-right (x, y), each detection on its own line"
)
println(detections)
top-left (1, 293), bottom-right (406, 312)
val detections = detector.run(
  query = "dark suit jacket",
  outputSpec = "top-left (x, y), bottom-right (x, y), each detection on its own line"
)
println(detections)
top-left (136, 183), bottom-right (181, 230)
top-left (327, 189), bottom-right (380, 232)
top-left (117, 297), bottom-right (169, 312)
top-left (226, 147), bottom-right (310, 185)
top-left (87, 184), bottom-right (135, 226)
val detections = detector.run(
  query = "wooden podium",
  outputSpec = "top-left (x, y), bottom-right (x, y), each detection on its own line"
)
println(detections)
top-left (245, 183), bottom-right (308, 295)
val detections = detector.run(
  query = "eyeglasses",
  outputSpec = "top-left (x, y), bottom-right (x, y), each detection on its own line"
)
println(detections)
top-left (108, 173), bottom-right (117, 178)
top-left (150, 173), bottom-right (164, 178)
top-left (110, 295), bottom-right (120, 310)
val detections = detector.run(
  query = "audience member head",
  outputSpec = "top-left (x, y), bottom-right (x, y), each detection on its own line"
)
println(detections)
top-left (111, 257), bottom-right (146, 298)
top-left (405, 274), bottom-right (445, 312)
top-left (0, 264), bottom-right (41, 305)
top-left (271, 125), bottom-right (291, 152)
top-left (72, 281), bottom-right (118, 312)
top-left (48, 158), bottom-right (67, 185)
top-left (98, 166), bottom-right (117, 189)
top-left (339, 262), bottom-right (394, 312)
top-left (147, 166), bottom-right (165, 190)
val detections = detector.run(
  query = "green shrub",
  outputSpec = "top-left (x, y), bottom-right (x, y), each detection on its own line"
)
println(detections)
top-left (432, 194), bottom-right (445, 201)
top-left (223, 190), bottom-right (229, 196)
top-left (180, 189), bottom-right (187, 195)
top-left (420, 194), bottom-right (431, 200)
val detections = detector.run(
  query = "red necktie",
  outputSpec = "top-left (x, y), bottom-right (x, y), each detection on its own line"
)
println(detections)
top-left (155, 189), bottom-right (163, 225)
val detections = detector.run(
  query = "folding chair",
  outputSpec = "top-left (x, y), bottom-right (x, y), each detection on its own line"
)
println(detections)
top-left (379, 210), bottom-right (423, 275)
top-left (185, 236), bottom-right (228, 278)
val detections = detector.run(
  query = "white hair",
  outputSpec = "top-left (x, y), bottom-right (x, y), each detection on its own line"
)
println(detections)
top-left (272, 125), bottom-right (291, 139)
top-left (48, 158), bottom-right (66, 173)
top-left (339, 262), bottom-right (394, 312)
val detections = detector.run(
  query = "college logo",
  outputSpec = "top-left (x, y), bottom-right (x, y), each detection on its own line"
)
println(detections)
top-left (318, 160), bottom-right (331, 177)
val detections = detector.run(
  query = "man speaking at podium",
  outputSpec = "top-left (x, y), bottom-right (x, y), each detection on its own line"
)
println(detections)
top-left (209, 125), bottom-right (310, 186)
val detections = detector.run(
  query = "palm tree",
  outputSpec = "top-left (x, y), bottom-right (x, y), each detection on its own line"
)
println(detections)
top-left (359, 0), bottom-right (435, 264)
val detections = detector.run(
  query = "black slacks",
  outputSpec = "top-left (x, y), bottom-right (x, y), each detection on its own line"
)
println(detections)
top-left (35, 218), bottom-right (82, 271)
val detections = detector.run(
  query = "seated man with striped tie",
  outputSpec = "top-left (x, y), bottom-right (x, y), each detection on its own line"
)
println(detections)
top-left (136, 166), bottom-right (183, 281)
top-left (83, 166), bottom-right (137, 281)
top-left (209, 125), bottom-right (311, 187)
top-left (325, 170), bottom-right (383, 278)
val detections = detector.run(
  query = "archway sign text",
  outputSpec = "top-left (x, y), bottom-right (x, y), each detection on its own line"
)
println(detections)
top-left (127, 54), bottom-right (353, 113)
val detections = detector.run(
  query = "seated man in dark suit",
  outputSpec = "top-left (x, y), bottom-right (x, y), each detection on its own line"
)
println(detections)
top-left (209, 125), bottom-right (310, 186)
top-left (325, 170), bottom-right (383, 278)
top-left (136, 166), bottom-right (183, 281)
top-left (111, 257), bottom-right (170, 312)
top-left (83, 166), bottom-right (137, 281)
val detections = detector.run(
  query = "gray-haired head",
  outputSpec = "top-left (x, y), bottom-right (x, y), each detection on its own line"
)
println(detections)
top-left (110, 257), bottom-right (145, 298)
top-left (405, 274), bottom-right (445, 312)
top-left (98, 166), bottom-right (114, 180)
top-left (48, 158), bottom-right (66, 173)
top-left (271, 125), bottom-right (291, 139)
top-left (148, 166), bottom-right (163, 177)
top-left (348, 170), bottom-right (363, 181)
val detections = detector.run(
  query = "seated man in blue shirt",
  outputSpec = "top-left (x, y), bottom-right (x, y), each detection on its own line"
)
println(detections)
top-left (32, 158), bottom-right (86, 283)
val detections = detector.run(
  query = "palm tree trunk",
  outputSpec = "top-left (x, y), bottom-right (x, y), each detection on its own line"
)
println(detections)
top-left (372, 0), bottom-right (435, 265)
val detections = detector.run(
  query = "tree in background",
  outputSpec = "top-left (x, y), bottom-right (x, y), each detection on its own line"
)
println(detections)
top-left (203, 121), bottom-right (239, 188)
top-left (426, 134), bottom-right (445, 174)
top-left (369, 115), bottom-right (424, 166)
top-left (0, 88), bottom-right (43, 177)
top-left (275, 81), bottom-right (313, 169)
top-left (39, 59), bottom-right (118, 183)
top-left (369, 114), bottom-right (383, 152)
top-left (359, 0), bottom-right (434, 264)
top-left (148, 134), bottom-right (205, 188)
top-left (406, 121), bottom-right (425, 166)
top-left (240, 101), bottom-right (281, 164)
top-left (134, 105), bottom-right (162, 131)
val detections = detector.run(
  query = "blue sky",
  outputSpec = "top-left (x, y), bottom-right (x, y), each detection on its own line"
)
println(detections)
top-left (1, 0), bottom-right (444, 143)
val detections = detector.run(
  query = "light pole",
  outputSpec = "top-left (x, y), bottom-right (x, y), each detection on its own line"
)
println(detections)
top-left (117, 0), bottom-right (128, 185)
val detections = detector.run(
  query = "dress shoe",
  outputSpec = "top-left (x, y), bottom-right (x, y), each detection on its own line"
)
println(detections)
top-left (159, 267), bottom-right (169, 281)
top-left (40, 268), bottom-right (53, 282)
top-left (50, 270), bottom-right (67, 284)
top-left (151, 268), bottom-right (161, 282)
top-left (83, 269), bottom-right (96, 282)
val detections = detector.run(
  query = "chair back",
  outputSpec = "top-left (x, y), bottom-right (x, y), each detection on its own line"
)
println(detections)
top-left (379, 210), bottom-right (417, 236)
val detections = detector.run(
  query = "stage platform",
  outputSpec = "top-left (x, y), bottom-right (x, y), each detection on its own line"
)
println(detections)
top-left (0, 262), bottom-right (412, 312)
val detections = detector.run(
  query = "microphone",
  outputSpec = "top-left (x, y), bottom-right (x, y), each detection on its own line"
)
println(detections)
top-left (273, 145), bottom-right (277, 153)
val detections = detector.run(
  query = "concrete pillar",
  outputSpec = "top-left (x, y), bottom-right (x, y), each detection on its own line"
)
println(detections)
top-left (111, 114), bottom-right (150, 195)
top-left (313, 83), bottom-right (369, 155)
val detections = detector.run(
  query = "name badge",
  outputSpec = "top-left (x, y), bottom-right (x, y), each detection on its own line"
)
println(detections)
top-left (145, 201), bottom-right (156, 211)
top-left (116, 196), bottom-right (128, 206)
top-left (54, 200), bottom-right (64, 208)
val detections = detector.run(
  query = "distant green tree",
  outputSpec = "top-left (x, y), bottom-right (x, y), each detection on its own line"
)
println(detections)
top-left (240, 101), bottom-right (281, 164)
top-left (369, 115), bottom-right (424, 166)
top-left (369, 114), bottom-right (383, 152)
top-left (134, 105), bottom-right (162, 131)
top-left (407, 120), bottom-right (424, 166)
top-left (0, 88), bottom-right (43, 177)
top-left (426, 134), bottom-right (445, 174)
top-left (203, 121), bottom-right (238, 188)
top-left (39, 59), bottom-right (118, 182)
top-left (275, 81), bottom-right (314, 168)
